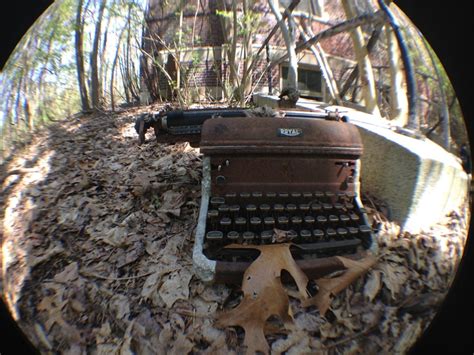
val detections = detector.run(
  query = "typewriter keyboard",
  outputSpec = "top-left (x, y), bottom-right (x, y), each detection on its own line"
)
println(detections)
top-left (203, 191), bottom-right (373, 261)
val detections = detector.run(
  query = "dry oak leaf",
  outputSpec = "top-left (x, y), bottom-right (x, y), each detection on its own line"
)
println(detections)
top-left (303, 253), bottom-right (377, 316)
top-left (216, 243), bottom-right (309, 355)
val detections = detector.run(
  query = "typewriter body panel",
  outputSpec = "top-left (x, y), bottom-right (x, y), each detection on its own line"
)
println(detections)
top-left (193, 115), bottom-right (374, 283)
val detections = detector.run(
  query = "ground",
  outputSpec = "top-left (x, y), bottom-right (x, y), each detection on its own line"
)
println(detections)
top-left (0, 106), bottom-right (469, 354)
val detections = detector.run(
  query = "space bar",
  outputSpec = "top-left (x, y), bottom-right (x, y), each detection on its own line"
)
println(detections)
top-left (291, 239), bottom-right (361, 254)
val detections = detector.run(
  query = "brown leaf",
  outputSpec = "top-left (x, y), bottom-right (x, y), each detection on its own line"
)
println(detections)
top-left (272, 228), bottom-right (297, 243)
top-left (216, 244), bottom-right (309, 355)
top-left (303, 254), bottom-right (377, 316)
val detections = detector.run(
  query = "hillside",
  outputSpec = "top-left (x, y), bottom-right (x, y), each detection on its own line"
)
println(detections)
top-left (0, 106), bottom-right (469, 354)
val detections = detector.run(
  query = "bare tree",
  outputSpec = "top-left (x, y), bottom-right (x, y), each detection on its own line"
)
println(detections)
top-left (90, 0), bottom-right (107, 109)
top-left (75, 0), bottom-right (91, 112)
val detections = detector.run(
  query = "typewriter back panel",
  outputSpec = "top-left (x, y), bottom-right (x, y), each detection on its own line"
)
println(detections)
top-left (201, 116), bottom-right (363, 196)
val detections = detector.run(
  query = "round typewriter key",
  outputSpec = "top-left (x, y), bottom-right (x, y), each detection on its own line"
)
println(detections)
top-left (325, 191), bottom-right (335, 200)
top-left (316, 215), bottom-right (327, 226)
top-left (206, 231), bottom-right (223, 242)
top-left (252, 192), bottom-right (263, 198)
top-left (235, 217), bottom-right (247, 231)
top-left (359, 225), bottom-right (372, 246)
top-left (229, 204), bottom-right (240, 217)
top-left (303, 192), bottom-right (313, 198)
top-left (349, 213), bottom-right (360, 223)
top-left (286, 204), bottom-right (297, 214)
top-left (337, 227), bottom-right (348, 239)
top-left (219, 217), bottom-right (232, 232)
top-left (277, 216), bottom-right (289, 228)
top-left (278, 192), bottom-right (289, 198)
top-left (259, 204), bottom-right (271, 216)
top-left (242, 231), bottom-right (255, 243)
top-left (227, 231), bottom-right (240, 242)
top-left (300, 229), bottom-right (312, 241)
top-left (260, 230), bottom-right (273, 244)
top-left (304, 215), bottom-right (315, 228)
top-left (266, 192), bottom-right (277, 198)
top-left (225, 192), bottom-right (237, 199)
top-left (334, 202), bottom-right (344, 211)
top-left (348, 226), bottom-right (359, 237)
top-left (328, 215), bottom-right (339, 225)
top-left (340, 214), bottom-right (350, 225)
top-left (273, 203), bottom-right (284, 214)
top-left (322, 203), bottom-right (333, 213)
top-left (291, 192), bottom-right (302, 198)
top-left (250, 217), bottom-right (262, 232)
top-left (290, 216), bottom-right (302, 229)
top-left (346, 191), bottom-right (356, 200)
top-left (218, 204), bottom-right (229, 215)
top-left (207, 209), bottom-right (219, 219)
top-left (345, 202), bottom-right (355, 210)
top-left (337, 191), bottom-right (347, 199)
top-left (313, 229), bottom-right (324, 241)
top-left (264, 216), bottom-right (275, 228)
top-left (240, 192), bottom-right (251, 199)
top-left (210, 197), bottom-right (225, 206)
top-left (245, 204), bottom-right (257, 217)
top-left (311, 203), bottom-right (322, 213)
top-left (314, 191), bottom-right (324, 199)
top-left (299, 203), bottom-right (310, 212)
top-left (326, 228), bottom-right (337, 240)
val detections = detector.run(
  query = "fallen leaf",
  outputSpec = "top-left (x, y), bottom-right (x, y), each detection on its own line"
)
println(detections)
top-left (272, 228), bottom-right (297, 243)
top-left (216, 243), bottom-right (309, 355)
top-left (54, 262), bottom-right (79, 283)
top-left (364, 270), bottom-right (382, 301)
top-left (159, 268), bottom-right (193, 308)
top-left (303, 254), bottom-right (377, 316)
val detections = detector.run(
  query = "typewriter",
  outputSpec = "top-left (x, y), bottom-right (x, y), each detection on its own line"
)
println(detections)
top-left (136, 108), bottom-right (375, 283)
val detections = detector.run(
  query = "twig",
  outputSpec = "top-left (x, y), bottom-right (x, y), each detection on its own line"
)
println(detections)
top-left (324, 324), bottom-right (378, 349)
top-left (79, 269), bottom-right (156, 281)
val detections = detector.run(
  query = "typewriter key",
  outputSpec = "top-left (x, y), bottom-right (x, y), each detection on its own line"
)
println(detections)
top-left (299, 203), bottom-right (310, 213)
top-left (240, 192), bottom-right (251, 199)
top-left (286, 204), bottom-right (297, 214)
top-left (235, 217), bottom-right (247, 231)
top-left (252, 192), bottom-right (263, 198)
top-left (260, 230), bottom-right (273, 244)
top-left (303, 192), bottom-right (313, 199)
top-left (328, 215), bottom-right (339, 226)
top-left (207, 209), bottom-right (219, 228)
top-left (210, 197), bottom-right (225, 206)
top-left (250, 217), bottom-right (262, 231)
top-left (278, 192), bottom-right (289, 198)
top-left (277, 216), bottom-right (289, 229)
top-left (290, 216), bottom-right (302, 229)
top-left (337, 228), bottom-right (348, 239)
top-left (337, 191), bottom-right (347, 199)
top-left (313, 229), bottom-right (324, 241)
top-left (229, 205), bottom-right (240, 217)
top-left (242, 231), bottom-right (255, 243)
top-left (206, 231), bottom-right (223, 242)
top-left (304, 215), bottom-right (315, 228)
top-left (291, 192), bottom-right (302, 199)
top-left (345, 202), bottom-right (354, 210)
top-left (325, 191), bottom-right (335, 201)
top-left (314, 191), bottom-right (324, 200)
top-left (218, 204), bottom-right (230, 215)
top-left (259, 204), bottom-right (271, 216)
top-left (359, 225), bottom-right (372, 247)
top-left (311, 203), bottom-right (322, 213)
top-left (340, 214), bottom-right (350, 225)
top-left (273, 204), bottom-right (284, 215)
top-left (245, 204), bottom-right (257, 217)
top-left (316, 215), bottom-right (328, 226)
top-left (334, 203), bottom-right (344, 212)
top-left (326, 228), bottom-right (337, 240)
top-left (322, 203), bottom-right (333, 213)
top-left (346, 191), bottom-right (356, 200)
top-left (348, 226), bottom-right (359, 237)
top-left (264, 216), bottom-right (275, 228)
top-left (349, 213), bottom-right (360, 224)
top-left (266, 192), bottom-right (277, 199)
top-left (227, 231), bottom-right (240, 242)
top-left (219, 217), bottom-right (232, 232)
top-left (300, 229), bottom-right (312, 241)
top-left (225, 192), bottom-right (237, 199)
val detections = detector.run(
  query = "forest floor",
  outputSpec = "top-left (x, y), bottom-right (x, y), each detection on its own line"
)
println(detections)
top-left (0, 106), bottom-right (470, 354)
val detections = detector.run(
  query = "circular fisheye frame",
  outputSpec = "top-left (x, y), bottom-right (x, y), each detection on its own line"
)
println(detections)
top-left (0, 1), bottom-right (471, 354)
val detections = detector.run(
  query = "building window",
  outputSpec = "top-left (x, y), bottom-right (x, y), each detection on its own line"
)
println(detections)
top-left (281, 65), bottom-right (323, 98)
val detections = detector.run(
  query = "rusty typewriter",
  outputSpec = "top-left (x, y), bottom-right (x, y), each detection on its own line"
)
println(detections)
top-left (136, 107), bottom-right (376, 283)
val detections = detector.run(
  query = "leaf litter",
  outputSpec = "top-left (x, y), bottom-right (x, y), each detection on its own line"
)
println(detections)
top-left (0, 106), bottom-right (470, 354)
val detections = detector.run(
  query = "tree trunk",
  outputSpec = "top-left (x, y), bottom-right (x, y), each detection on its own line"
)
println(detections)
top-left (75, 0), bottom-right (90, 112)
top-left (341, 0), bottom-right (379, 115)
top-left (90, 0), bottom-right (106, 110)
top-left (269, 0), bottom-right (298, 92)
top-left (385, 25), bottom-right (408, 125)
top-left (110, 24), bottom-right (127, 111)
